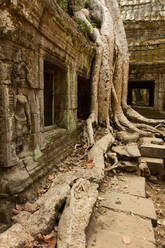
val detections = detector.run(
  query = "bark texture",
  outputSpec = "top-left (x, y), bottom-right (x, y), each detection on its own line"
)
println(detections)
top-left (71, 0), bottom-right (165, 145)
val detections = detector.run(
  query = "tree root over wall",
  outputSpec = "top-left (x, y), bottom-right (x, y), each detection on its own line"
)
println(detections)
top-left (0, 133), bottom-right (114, 248)
top-left (73, 0), bottom-right (165, 147)
top-left (1, 1), bottom-right (165, 247)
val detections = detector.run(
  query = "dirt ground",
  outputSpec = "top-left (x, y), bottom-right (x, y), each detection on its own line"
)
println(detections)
top-left (146, 180), bottom-right (165, 248)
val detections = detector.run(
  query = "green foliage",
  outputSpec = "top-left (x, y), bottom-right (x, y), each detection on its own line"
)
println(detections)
top-left (60, 0), bottom-right (68, 11)
top-left (87, 16), bottom-right (97, 28)
top-left (75, 18), bottom-right (92, 37)
top-left (56, 0), bottom-right (68, 12)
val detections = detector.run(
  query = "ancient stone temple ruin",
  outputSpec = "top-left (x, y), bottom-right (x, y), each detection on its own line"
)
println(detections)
top-left (119, 0), bottom-right (165, 111)
top-left (0, 0), bottom-right (94, 211)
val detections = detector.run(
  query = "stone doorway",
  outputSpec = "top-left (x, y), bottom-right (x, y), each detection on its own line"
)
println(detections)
top-left (127, 81), bottom-right (155, 107)
top-left (77, 76), bottom-right (91, 120)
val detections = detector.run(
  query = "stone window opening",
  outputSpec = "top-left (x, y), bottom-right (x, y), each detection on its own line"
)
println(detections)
top-left (44, 61), bottom-right (67, 129)
top-left (77, 76), bottom-right (91, 120)
top-left (127, 81), bottom-right (155, 107)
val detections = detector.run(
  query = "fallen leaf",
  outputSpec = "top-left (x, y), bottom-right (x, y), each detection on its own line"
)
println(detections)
top-left (12, 208), bottom-right (20, 215)
top-left (122, 236), bottom-right (132, 245)
top-left (44, 233), bottom-right (56, 242)
top-left (38, 188), bottom-right (47, 194)
top-left (48, 174), bottom-right (55, 182)
top-left (36, 233), bottom-right (44, 241)
top-left (23, 202), bottom-right (39, 213)
top-left (44, 233), bottom-right (57, 248)
top-left (16, 204), bottom-right (23, 211)
top-left (84, 159), bottom-right (95, 168)
top-left (98, 197), bottom-right (104, 201)
top-left (23, 237), bottom-right (35, 248)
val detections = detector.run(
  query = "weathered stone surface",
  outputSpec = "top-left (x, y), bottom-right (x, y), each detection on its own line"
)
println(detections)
top-left (118, 0), bottom-right (165, 112)
top-left (139, 137), bottom-right (165, 159)
top-left (116, 131), bottom-right (139, 144)
top-left (87, 229), bottom-right (156, 248)
top-left (148, 175), bottom-right (159, 184)
top-left (106, 174), bottom-right (146, 197)
top-left (100, 192), bottom-right (156, 221)
top-left (141, 157), bottom-right (164, 175)
top-left (57, 179), bottom-right (98, 248)
top-left (0, 0), bottom-right (95, 206)
top-left (118, 0), bottom-right (165, 22)
top-left (0, 224), bottom-right (32, 248)
top-left (87, 210), bottom-right (155, 248)
top-left (140, 144), bottom-right (165, 158)
top-left (0, 132), bottom-right (112, 246)
top-left (112, 143), bottom-right (140, 158)
top-left (140, 137), bottom-right (164, 146)
top-left (121, 161), bottom-right (138, 172)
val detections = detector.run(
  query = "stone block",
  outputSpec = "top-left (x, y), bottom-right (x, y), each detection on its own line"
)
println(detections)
top-left (106, 174), bottom-right (146, 197)
top-left (112, 143), bottom-right (141, 158)
top-left (141, 157), bottom-right (164, 175)
top-left (140, 137), bottom-right (164, 146)
top-left (87, 229), bottom-right (156, 248)
top-left (140, 144), bottom-right (165, 158)
top-left (87, 210), bottom-right (155, 248)
top-left (100, 192), bottom-right (156, 221)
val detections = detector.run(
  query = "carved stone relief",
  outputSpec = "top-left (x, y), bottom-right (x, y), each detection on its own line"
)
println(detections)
top-left (14, 92), bottom-right (31, 156)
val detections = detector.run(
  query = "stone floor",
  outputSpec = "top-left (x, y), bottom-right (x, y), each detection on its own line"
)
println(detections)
top-left (86, 174), bottom-right (157, 248)
top-left (133, 106), bottom-right (165, 119)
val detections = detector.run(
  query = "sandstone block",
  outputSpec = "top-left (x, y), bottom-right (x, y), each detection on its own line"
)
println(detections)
top-left (141, 157), bottom-right (164, 175)
top-left (87, 210), bottom-right (155, 248)
top-left (87, 229), bottom-right (156, 248)
top-left (140, 144), bottom-right (165, 158)
top-left (100, 191), bottom-right (156, 221)
top-left (106, 174), bottom-right (146, 197)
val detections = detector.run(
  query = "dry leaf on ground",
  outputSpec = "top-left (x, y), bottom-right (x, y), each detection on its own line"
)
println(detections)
top-left (44, 233), bottom-right (57, 248)
top-left (122, 235), bottom-right (132, 245)
top-left (48, 174), bottom-right (55, 182)
top-left (12, 208), bottom-right (21, 215)
top-left (23, 202), bottom-right (39, 213)
top-left (84, 159), bottom-right (95, 169)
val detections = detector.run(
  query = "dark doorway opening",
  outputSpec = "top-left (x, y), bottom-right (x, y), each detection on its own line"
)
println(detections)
top-left (44, 61), bottom-right (67, 127)
top-left (44, 70), bottom-right (54, 126)
top-left (127, 81), bottom-right (154, 107)
top-left (78, 76), bottom-right (91, 119)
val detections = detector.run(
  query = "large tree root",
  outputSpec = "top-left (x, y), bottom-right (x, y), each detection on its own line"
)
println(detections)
top-left (74, 0), bottom-right (165, 146)
top-left (57, 179), bottom-right (98, 248)
top-left (123, 104), bottom-right (165, 126)
top-left (0, 184), bottom-right (70, 248)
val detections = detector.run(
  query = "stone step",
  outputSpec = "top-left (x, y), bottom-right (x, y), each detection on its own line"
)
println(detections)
top-left (141, 157), bottom-right (164, 175)
top-left (87, 210), bottom-right (156, 248)
top-left (140, 144), bottom-right (165, 158)
top-left (87, 230), bottom-right (156, 248)
top-left (105, 174), bottom-right (146, 197)
top-left (100, 191), bottom-right (157, 221)
top-left (139, 137), bottom-right (165, 159)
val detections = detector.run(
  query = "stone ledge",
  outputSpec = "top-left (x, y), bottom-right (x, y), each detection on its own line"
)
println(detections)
top-left (100, 191), bottom-right (157, 221)
top-left (87, 229), bottom-right (156, 248)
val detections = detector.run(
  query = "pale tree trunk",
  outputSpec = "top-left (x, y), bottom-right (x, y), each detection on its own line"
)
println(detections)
top-left (70, 0), bottom-right (165, 146)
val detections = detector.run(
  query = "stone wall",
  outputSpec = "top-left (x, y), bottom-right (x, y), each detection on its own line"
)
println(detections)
top-left (118, 0), bottom-right (165, 111)
top-left (0, 0), bottom-right (95, 200)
